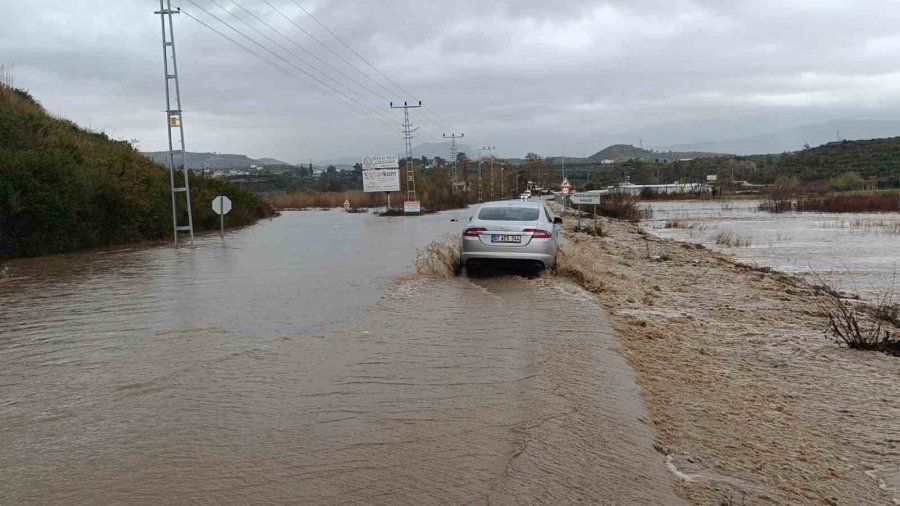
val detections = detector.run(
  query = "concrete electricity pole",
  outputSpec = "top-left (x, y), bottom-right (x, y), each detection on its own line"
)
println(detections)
top-left (155, 0), bottom-right (194, 247)
top-left (444, 133), bottom-right (464, 189)
top-left (481, 146), bottom-right (496, 199)
top-left (391, 101), bottom-right (422, 202)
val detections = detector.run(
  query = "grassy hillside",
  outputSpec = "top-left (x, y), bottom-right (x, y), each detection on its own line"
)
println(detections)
top-left (748, 137), bottom-right (900, 185)
top-left (0, 84), bottom-right (271, 260)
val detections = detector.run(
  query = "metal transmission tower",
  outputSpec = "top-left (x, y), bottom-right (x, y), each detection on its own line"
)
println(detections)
top-left (391, 101), bottom-right (422, 202)
top-left (156, 0), bottom-right (194, 247)
top-left (481, 146), bottom-right (496, 199)
top-left (443, 133), bottom-right (464, 187)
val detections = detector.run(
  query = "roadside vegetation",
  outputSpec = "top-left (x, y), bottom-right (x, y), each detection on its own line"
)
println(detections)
top-left (595, 193), bottom-right (650, 222)
top-left (811, 276), bottom-right (899, 354)
top-left (712, 230), bottom-right (752, 247)
top-left (0, 83), bottom-right (271, 260)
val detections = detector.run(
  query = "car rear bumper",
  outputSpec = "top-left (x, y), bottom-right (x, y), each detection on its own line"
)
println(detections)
top-left (460, 250), bottom-right (556, 268)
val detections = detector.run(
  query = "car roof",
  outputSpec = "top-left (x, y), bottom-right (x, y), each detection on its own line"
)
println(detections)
top-left (480, 200), bottom-right (542, 208)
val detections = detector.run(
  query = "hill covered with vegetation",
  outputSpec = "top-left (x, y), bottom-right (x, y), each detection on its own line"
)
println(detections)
top-left (0, 84), bottom-right (271, 260)
top-left (747, 137), bottom-right (900, 185)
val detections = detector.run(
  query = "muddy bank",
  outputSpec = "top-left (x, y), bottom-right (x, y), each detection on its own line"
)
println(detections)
top-left (557, 218), bottom-right (900, 504)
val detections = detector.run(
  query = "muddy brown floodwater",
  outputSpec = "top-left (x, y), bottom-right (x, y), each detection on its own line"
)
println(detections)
top-left (0, 210), bottom-right (681, 504)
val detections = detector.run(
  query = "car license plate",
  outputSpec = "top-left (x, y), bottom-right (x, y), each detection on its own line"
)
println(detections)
top-left (491, 234), bottom-right (521, 243)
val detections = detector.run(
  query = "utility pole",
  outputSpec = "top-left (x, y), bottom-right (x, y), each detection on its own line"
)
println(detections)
top-left (391, 101), bottom-right (421, 203)
top-left (481, 146), bottom-right (495, 199)
top-left (476, 147), bottom-right (487, 202)
top-left (156, 0), bottom-right (194, 247)
top-left (444, 133), bottom-right (464, 190)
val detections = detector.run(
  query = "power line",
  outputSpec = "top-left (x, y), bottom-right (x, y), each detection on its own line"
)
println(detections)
top-left (234, 0), bottom-right (445, 143)
top-left (172, 0), bottom-right (448, 145)
top-left (179, 5), bottom-right (388, 124)
top-left (287, 0), bottom-right (453, 132)
top-left (231, 0), bottom-right (391, 104)
top-left (196, 0), bottom-right (395, 124)
top-left (284, 0), bottom-right (452, 130)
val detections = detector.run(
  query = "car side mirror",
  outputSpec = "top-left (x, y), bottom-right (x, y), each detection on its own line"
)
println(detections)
top-left (553, 217), bottom-right (563, 224)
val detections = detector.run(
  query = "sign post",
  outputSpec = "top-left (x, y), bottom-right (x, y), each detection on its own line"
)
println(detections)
top-left (561, 178), bottom-right (572, 212)
top-left (211, 195), bottom-right (232, 238)
top-left (569, 192), bottom-right (601, 232)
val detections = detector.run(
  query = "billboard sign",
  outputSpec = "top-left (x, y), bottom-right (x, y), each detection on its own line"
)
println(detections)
top-left (569, 193), bottom-right (601, 205)
top-left (362, 169), bottom-right (401, 192)
top-left (362, 155), bottom-right (400, 170)
top-left (404, 200), bottom-right (421, 214)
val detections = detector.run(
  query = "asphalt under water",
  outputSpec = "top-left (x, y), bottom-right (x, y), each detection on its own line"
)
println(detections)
top-left (0, 210), bottom-right (681, 504)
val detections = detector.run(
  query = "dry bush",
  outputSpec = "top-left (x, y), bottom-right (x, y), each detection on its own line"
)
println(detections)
top-left (665, 219), bottom-right (694, 229)
top-left (811, 274), bottom-right (896, 353)
top-left (798, 192), bottom-right (900, 213)
top-left (415, 239), bottom-right (461, 279)
top-left (713, 230), bottom-right (752, 247)
top-left (598, 193), bottom-right (652, 222)
top-left (758, 199), bottom-right (794, 213)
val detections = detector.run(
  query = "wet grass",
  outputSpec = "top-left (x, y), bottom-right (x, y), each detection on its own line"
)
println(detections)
top-left (820, 218), bottom-right (900, 235)
top-left (712, 230), bottom-right (752, 247)
top-left (760, 191), bottom-right (900, 213)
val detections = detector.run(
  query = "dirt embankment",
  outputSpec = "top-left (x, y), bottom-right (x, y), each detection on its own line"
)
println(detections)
top-left (557, 219), bottom-right (900, 505)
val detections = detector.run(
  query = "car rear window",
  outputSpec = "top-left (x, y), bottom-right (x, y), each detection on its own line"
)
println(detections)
top-left (478, 206), bottom-right (540, 221)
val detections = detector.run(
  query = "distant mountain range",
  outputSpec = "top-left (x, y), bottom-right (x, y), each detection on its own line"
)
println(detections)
top-left (142, 151), bottom-right (292, 169)
top-left (319, 141), bottom-right (476, 167)
top-left (583, 144), bottom-right (724, 162)
top-left (656, 119), bottom-right (900, 156)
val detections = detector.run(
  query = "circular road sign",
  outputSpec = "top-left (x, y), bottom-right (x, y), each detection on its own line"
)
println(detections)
top-left (212, 196), bottom-right (232, 215)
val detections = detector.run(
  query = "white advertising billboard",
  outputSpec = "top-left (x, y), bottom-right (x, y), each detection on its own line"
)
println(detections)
top-left (569, 193), bottom-right (601, 205)
top-left (362, 169), bottom-right (401, 192)
top-left (362, 155), bottom-right (400, 170)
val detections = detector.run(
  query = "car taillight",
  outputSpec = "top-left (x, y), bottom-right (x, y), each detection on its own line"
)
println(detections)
top-left (524, 228), bottom-right (551, 239)
top-left (464, 227), bottom-right (487, 237)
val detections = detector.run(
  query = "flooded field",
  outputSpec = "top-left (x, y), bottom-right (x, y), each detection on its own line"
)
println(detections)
top-left (642, 200), bottom-right (900, 301)
top-left (0, 210), bottom-right (680, 504)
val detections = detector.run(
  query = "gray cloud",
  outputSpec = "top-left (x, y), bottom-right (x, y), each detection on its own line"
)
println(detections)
top-left (3, 0), bottom-right (900, 161)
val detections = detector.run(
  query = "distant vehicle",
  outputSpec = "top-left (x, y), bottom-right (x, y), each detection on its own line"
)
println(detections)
top-left (519, 191), bottom-right (531, 200)
top-left (460, 201), bottom-right (562, 272)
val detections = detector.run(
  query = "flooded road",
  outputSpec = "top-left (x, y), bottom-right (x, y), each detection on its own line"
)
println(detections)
top-left (0, 211), bottom-right (680, 504)
top-left (643, 200), bottom-right (900, 301)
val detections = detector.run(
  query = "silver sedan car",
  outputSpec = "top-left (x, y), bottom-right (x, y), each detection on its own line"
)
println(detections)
top-left (460, 200), bottom-right (562, 271)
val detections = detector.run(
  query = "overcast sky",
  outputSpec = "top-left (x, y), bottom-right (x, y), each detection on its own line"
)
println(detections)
top-left (3, 0), bottom-right (900, 162)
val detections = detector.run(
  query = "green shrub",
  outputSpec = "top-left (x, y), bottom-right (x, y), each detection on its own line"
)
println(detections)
top-left (0, 84), bottom-right (271, 259)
